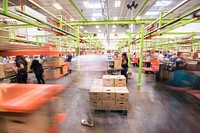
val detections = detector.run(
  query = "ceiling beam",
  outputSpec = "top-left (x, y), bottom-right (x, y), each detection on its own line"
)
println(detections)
top-left (133, 0), bottom-right (149, 20)
top-left (66, 19), bottom-right (200, 25)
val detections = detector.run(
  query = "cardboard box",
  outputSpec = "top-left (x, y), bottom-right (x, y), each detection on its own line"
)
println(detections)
top-left (102, 101), bottom-right (115, 110)
top-left (115, 87), bottom-right (129, 102)
top-left (60, 66), bottom-right (68, 74)
top-left (4, 63), bottom-right (14, 69)
top-left (115, 102), bottom-right (128, 110)
top-left (103, 75), bottom-right (115, 87)
top-left (46, 57), bottom-right (64, 66)
top-left (102, 87), bottom-right (115, 101)
top-left (114, 59), bottom-right (122, 69)
top-left (4, 69), bottom-right (16, 77)
top-left (115, 75), bottom-right (126, 87)
top-left (90, 101), bottom-right (102, 110)
top-left (44, 68), bottom-right (60, 77)
top-left (0, 64), bottom-right (5, 78)
top-left (89, 88), bottom-right (103, 101)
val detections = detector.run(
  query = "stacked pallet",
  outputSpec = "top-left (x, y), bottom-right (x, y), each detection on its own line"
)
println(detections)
top-left (89, 75), bottom-right (129, 111)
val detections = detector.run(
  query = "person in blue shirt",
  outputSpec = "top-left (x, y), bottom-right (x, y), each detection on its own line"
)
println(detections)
top-left (166, 51), bottom-right (172, 58)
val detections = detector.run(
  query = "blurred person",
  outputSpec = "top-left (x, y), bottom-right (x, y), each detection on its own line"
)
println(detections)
top-left (146, 51), bottom-right (153, 67)
top-left (66, 51), bottom-right (73, 73)
top-left (166, 51), bottom-right (172, 58)
top-left (176, 53), bottom-right (187, 70)
top-left (13, 55), bottom-right (28, 83)
top-left (156, 51), bottom-right (164, 81)
top-left (30, 56), bottom-right (45, 84)
top-left (121, 52), bottom-right (128, 83)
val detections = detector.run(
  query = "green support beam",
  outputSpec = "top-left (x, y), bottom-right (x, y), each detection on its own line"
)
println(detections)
top-left (3, 0), bottom-right (8, 14)
top-left (69, 0), bottom-right (87, 21)
top-left (137, 24), bottom-right (145, 87)
top-left (133, 0), bottom-right (149, 20)
top-left (66, 19), bottom-right (200, 25)
top-left (0, 24), bottom-right (44, 29)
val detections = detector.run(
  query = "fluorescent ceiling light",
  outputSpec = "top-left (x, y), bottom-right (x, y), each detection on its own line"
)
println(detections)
top-left (98, 30), bottom-right (101, 32)
top-left (84, 2), bottom-right (101, 9)
top-left (129, 25), bottom-right (133, 28)
top-left (145, 11), bottom-right (159, 16)
top-left (53, 3), bottom-right (62, 10)
top-left (112, 25), bottom-right (116, 28)
top-left (70, 18), bottom-right (75, 21)
top-left (115, 1), bottom-right (121, 7)
top-left (96, 25), bottom-right (100, 28)
top-left (80, 26), bottom-right (84, 29)
top-left (84, 30), bottom-right (88, 33)
top-left (113, 17), bottom-right (118, 20)
top-left (92, 17), bottom-right (96, 21)
top-left (112, 29), bottom-right (116, 32)
top-left (93, 13), bottom-right (102, 17)
top-left (155, 1), bottom-right (172, 6)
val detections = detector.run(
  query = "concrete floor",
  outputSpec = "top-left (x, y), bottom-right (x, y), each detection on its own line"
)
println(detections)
top-left (47, 67), bottom-right (200, 133)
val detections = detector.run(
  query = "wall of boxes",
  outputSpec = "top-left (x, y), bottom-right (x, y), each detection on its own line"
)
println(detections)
top-left (89, 75), bottom-right (129, 111)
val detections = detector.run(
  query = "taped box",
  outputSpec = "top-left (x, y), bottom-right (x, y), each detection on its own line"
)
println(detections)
top-left (90, 101), bottom-right (102, 110)
top-left (115, 102), bottom-right (128, 110)
top-left (46, 57), bottom-right (64, 66)
top-left (115, 87), bottom-right (129, 102)
top-left (102, 87), bottom-right (115, 101)
top-left (44, 68), bottom-right (60, 77)
top-left (115, 75), bottom-right (126, 87)
top-left (102, 101), bottom-right (115, 110)
top-left (103, 75), bottom-right (115, 87)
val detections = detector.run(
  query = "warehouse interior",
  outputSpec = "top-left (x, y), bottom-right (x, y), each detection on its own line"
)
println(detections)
top-left (0, 0), bottom-right (200, 133)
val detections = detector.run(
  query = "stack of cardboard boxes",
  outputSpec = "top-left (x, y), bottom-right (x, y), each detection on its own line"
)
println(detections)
top-left (0, 63), bottom-right (16, 79)
top-left (89, 75), bottom-right (129, 111)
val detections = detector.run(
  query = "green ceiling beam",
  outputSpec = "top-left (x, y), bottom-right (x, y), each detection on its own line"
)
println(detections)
top-left (163, 32), bottom-right (198, 35)
top-left (0, 24), bottom-right (45, 29)
top-left (0, 10), bottom-right (44, 28)
top-left (133, 0), bottom-right (149, 20)
top-left (69, 0), bottom-right (87, 21)
top-left (3, 0), bottom-right (8, 14)
top-left (66, 19), bottom-right (200, 25)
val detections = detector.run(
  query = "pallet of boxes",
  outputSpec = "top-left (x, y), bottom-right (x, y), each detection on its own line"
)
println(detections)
top-left (89, 75), bottom-right (129, 115)
top-left (0, 63), bottom-right (16, 79)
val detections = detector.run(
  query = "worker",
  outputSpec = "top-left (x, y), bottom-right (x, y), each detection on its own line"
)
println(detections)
top-left (175, 53), bottom-right (187, 70)
top-left (156, 51), bottom-right (164, 81)
top-left (166, 51), bottom-right (172, 58)
top-left (146, 51), bottom-right (153, 67)
top-left (30, 56), bottom-right (45, 84)
top-left (13, 55), bottom-right (28, 83)
top-left (121, 52), bottom-right (128, 83)
top-left (66, 51), bottom-right (73, 73)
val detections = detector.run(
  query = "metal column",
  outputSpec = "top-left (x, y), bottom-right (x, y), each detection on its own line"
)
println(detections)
top-left (137, 24), bottom-right (145, 86)
top-left (3, 0), bottom-right (8, 14)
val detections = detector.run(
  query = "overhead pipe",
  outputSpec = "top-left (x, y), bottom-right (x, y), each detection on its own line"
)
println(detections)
top-left (133, 0), bottom-right (149, 20)
top-left (145, 0), bottom-right (190, 29)
top-left (69, 0), bottom-right (87, 21)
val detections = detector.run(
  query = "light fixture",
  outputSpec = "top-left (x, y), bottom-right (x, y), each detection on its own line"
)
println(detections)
top-left (92, 13), bottom-right (102, 17)
top-left (155, 1), bottom-right (172, 6)
top-left (112, 25), bottom-right (116, 28)
top-left (98, 30), bottom-right (101, 32)
top-left (115, 1), bottom-right (121, 7)
top-left (84, 2), bottom-right (101, 8)
top-left (145, 11), bottom-right (159, 16)
top-left (135, 16), bottom-right (141, 20)
top-left (53, 3), bottom-right (62, 10)
top-left (80, 26), bottom-right (84, 29)
top-left (112, 29), bottom-right (116, 32)
top-left (70, 18), bottom-right (75, 21)
top-left (127, 29), bottom-right (130, 32)
top-left (113, 16), bottom-right (118, 20)
top-left (96, 25), bottom-right (100, 28)
top-left (92, 17), bottom-right (96, 21)
top-left (84, 30), bottom-right (88, 33)
top-left (129, 25), bottom-right (133, 28)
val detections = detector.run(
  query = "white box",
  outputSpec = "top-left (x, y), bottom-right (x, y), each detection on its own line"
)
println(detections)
top-left (102, 87), bottom-right (115, 101)
top-left (103, 75), bottom-right (115, 87)
top-left (115, 75), bottom-right (126, 87)
top-left (115, 87), bottom-right (129, 102)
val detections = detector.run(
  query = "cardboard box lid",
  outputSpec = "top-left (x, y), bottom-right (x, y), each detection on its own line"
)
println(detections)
top-left (103, 75), bottom-right (115, 79)
top-left (115, 87), bottom-right (129, 93)
top-left (92, 79), bottom-right (103, 85)
top-left (103, 87), bottom-right (115, 93)
top-left (89, 89), bottom-right (103, 93)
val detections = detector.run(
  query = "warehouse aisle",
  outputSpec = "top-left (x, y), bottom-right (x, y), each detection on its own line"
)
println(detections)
top-left (47, 67), bottom-right (200, 133)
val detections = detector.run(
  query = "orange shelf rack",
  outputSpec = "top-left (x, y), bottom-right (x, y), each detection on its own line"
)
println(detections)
top-left (0, 84), bottom-right (65, 113)
top-left (45, 72), bottom-right (69, 80)
top-left (0, 50), bottom-right (64, 56)
top-left (47, 114), bottom-right (66, 133)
